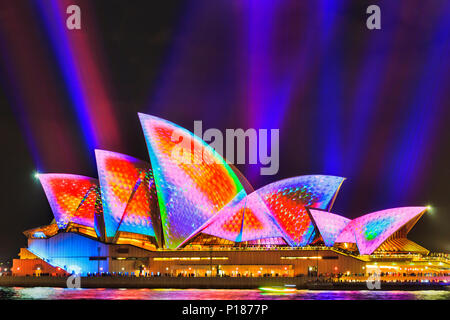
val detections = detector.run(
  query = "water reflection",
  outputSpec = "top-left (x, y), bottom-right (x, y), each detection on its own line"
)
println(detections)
top-left (0, 287), bottom-right (449, 300)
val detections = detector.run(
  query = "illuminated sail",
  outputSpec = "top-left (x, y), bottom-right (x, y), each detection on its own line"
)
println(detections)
top-left (139, 113), bottom-right (244, 248)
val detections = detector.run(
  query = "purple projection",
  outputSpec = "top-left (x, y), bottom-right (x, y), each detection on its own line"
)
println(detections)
top-left (309, 209), bottom-right (351, 246)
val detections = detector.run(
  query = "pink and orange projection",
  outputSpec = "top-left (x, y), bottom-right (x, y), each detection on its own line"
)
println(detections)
top-left (38, 173), bottom-right (100, 229)
top-left (95, 150), bottom-right (158, 239)
top-left (139, 113), bottom-right (244, 249)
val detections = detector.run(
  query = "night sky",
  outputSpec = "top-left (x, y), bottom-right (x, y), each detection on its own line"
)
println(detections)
top-left (0, 0), bottom-right (449, 262)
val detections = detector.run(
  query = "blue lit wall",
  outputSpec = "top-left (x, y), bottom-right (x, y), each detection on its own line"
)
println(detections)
top-left (28, 232), bottom-right (109, 275)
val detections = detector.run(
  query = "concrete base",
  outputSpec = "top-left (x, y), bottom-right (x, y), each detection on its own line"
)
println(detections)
top-left (0, 276), bottom-right (304, 289)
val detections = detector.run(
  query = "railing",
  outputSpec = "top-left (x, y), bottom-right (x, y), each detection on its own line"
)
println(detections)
top-left (154, 246), bottom-right (450, 265)
top-left (154, 245), bottom-right (365, 261)
top-left (367, 253), bottom-right (450, 264)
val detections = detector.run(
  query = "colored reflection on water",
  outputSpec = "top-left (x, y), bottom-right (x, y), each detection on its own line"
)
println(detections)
top-left (0, 287), bottom-right (449, 300)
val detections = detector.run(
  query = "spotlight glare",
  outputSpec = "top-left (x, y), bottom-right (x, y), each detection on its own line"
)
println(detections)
top-left (33, 171), bottom-right (40, 179)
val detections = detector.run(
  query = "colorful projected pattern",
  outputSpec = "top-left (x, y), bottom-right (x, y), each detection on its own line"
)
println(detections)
top-left (93, 190), bottom-right (105, 240)
top-left (241, 192), bottom-right (284, 242)
top-left (257, 175), bottom-right (345, 246)
top-left (335, 207), bottom-right (427, 254)
top-left (118, 170), bottom-right (159, 238)
top-left (201, 191), bottom-right (283, 242)
top-left (201, 191), bottom-right (247, 242)
top-left (95, 150), bottom-right (156, 238)
top-left (38, 174), bottom-right (100, 229)
top-left (33, 111), bottom-right (431, 255)
top-left (351, 207), bottom-right (427, 255)
top-left (309, 209), bottom-right (351, 246)
top-left (75, 185), bottom-right (102, 229)
top-left (139, 113), bottom-right (244, 249)
top-left (334, 222), bottom-right (357, 243)
top-left (199, 175), bottom-right (343, 246)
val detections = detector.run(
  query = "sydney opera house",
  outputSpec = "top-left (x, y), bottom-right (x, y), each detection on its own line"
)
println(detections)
top-left (12, 114), bottom-right (449, 278)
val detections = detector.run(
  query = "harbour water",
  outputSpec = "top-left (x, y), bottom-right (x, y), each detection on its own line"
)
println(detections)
top-left (1, 287), bottom-right (449, 300)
